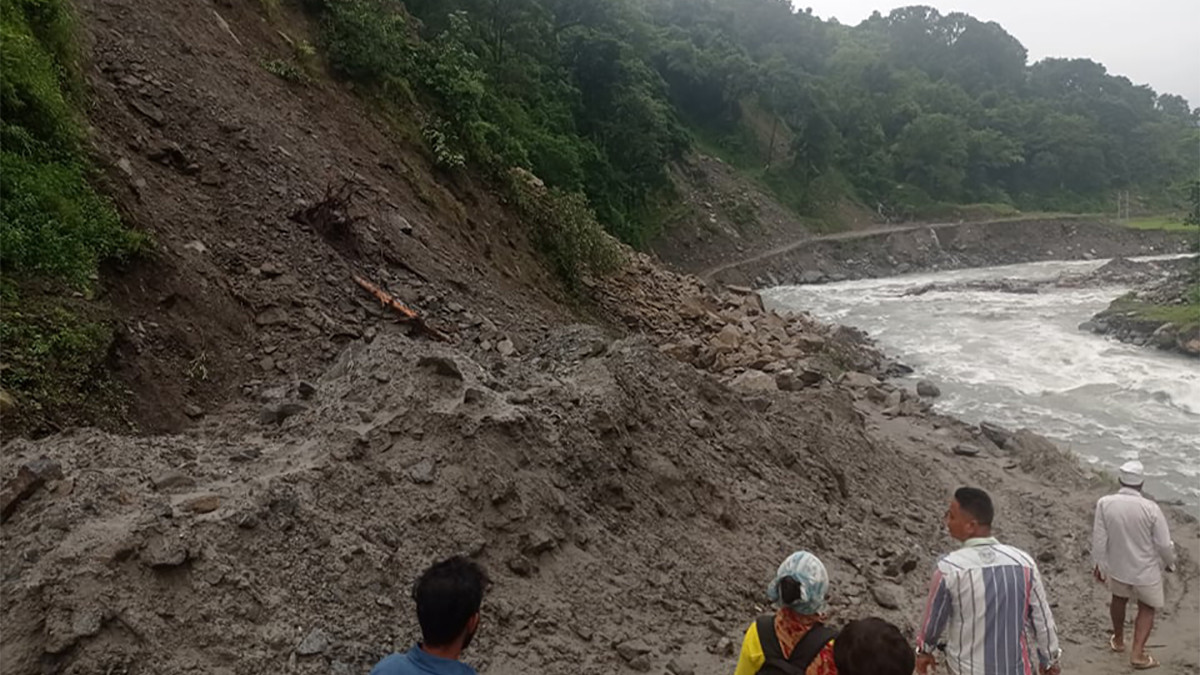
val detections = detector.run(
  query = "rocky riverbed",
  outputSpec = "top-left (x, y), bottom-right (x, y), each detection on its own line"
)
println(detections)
top-left (1081, 257), bottom-right (1200, 357)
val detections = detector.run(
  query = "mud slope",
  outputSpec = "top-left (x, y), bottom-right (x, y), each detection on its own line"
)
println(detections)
top-left (80, 0), bottom-right (567, 433)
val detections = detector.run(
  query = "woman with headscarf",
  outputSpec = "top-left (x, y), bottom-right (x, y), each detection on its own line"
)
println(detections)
top-left (733, 551), bottom-right (837, 675)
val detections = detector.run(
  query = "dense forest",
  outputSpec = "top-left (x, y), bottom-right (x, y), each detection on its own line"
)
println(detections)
top-left (307, 0), bottom-right (1199, 246)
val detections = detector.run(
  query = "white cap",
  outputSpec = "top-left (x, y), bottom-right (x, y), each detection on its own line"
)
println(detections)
top-left (1118, 460), bottom-right (1145, 487)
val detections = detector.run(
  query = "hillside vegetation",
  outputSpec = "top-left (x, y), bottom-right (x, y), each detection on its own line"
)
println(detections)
top-left (0, 0), bottom-right (145, 429)
top-left (302, 0), bottom-right (1199, 244)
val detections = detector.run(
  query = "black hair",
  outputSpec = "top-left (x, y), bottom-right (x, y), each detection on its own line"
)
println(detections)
top-left (779, 576), bottom-right (804, 605)
top-left (833, 617), bottom-right (915, 675)
top-left (954, 486), bottom-right (994, 526)
top-left (412, 556), bottom-right (488, 647)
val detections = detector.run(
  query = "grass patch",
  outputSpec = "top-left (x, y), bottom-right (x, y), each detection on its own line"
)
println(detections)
top-left (262, 58), bottom-right (310, 83)
top-left (1103, 285), bottom-right (1200, 327)
top-left (1120, 215), bottom-right (1200, 231)
top-left (1, 0), bottom-right (145, 432)
top-left (0, 286), bottom-right (130, 435)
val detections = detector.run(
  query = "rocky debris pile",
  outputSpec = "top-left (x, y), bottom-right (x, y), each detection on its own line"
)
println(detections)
top-left (1082, 259), bottom-right (1200, 357)
top-left (0, 326), bottom-right (960, 675)
top-left (593, 252), bottom-right (886, 391)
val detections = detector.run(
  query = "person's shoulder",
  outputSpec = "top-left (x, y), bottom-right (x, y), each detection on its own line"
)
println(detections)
top-left (369, 652), bottom-right (415, 675)
top-left (993, 543), bottom-right (1037, 568)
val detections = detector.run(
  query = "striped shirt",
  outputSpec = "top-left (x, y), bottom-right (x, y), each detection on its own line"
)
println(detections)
top-left (916, 537), bottom-right (1060, 675)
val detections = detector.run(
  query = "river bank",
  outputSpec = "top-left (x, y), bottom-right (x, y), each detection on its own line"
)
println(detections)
top-left (1084, 257), bottom-right (1200, 357)
top-left (705, 218), bottom-right (1196, 287)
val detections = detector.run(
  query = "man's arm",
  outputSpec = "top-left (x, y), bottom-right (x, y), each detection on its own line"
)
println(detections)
top-left (1152, 504), bottom-right (1176, 571)
top-left (916, 568), bottom-right (952, 653)
top-left (1091, 499), bottom-right (1108, 578)
top-left (1027, 563), bottom-right (1061, 672)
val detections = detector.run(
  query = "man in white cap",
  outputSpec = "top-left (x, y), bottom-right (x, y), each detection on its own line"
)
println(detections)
top-left (1091, 460), bottom-right (1176, 670)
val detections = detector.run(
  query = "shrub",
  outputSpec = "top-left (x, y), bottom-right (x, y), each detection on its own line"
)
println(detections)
top-left (319, 0), bottom-right (410, 86)
top-left (262, 58), bottom-right (309, 83)
top-left (1, 0), bottom-right (144, 287)
top-left (508, 169), bottom-right (622, 292)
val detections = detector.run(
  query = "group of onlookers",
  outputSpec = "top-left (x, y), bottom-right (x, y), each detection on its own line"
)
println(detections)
top-left (369, 461), bottom-right (1176, 674)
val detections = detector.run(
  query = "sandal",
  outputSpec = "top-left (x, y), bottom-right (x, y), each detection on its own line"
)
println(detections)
top-left (1109, 635), bottom-right (1125, 653)
top-left (1131, 655), bottom-right (1160, 670)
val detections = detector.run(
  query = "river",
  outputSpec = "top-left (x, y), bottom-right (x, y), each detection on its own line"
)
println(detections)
top-left (764, 257), bottom-right (1200, 509)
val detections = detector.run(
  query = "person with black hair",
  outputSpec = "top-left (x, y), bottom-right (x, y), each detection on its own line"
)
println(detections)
top-left (734, 551), bottom-right (839, 675)
top-left (915, 487), bottom-right (1062, 675)
top-left (833, 617), bottom-right (914, 675)
top-left (370, 556), bottom-right (488, 675)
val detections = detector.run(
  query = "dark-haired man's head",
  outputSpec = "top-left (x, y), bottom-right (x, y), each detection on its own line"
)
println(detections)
top-left (412, 556), bottom-right (487, 655)
top-left (834, 617), bottom-right (915, 675)
top-left (947, 487), bottom-right (994, 542)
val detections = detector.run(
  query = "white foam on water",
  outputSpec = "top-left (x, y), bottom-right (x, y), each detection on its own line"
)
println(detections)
top-left (765, 257), bottom-right (1200, 507)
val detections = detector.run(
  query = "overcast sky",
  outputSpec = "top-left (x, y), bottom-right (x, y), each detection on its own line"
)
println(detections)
top-left (804, 0), bottom-right (1200, 106)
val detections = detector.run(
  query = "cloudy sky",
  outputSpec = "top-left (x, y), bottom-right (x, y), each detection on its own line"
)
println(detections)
top-left (804, 0), bottom-right (1200, 106)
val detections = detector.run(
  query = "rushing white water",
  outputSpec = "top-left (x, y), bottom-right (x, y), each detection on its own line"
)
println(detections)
top-left (764, 257), bottom-right (1200, 508)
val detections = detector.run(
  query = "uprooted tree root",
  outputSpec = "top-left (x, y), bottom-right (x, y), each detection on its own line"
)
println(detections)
top-left (289, 181), bottom-right (364, 244)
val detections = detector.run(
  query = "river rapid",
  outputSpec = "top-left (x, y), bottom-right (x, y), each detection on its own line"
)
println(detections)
top-left (765, 257), bottom-right (1199, 509)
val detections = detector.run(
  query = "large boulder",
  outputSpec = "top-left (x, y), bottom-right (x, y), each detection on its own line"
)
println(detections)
top-left (916, 380), bottom-right (941, 398)
top-left (979, 421), bottom-right (1013, 448)
top-left (839, 371), bottom-right (881, 389)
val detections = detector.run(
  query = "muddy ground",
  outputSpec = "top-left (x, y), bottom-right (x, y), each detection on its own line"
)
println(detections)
top-left (1, 2), bottom-right (1197, 674)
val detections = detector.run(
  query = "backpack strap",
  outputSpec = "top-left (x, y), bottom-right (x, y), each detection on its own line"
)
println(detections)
top-left (788, 624), bottom-right (838, 671)
top-left (756, 614), bottom-right (785, 662)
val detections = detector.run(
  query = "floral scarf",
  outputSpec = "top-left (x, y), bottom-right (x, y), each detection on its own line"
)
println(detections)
top-left (774, 607), bottom-right (838, 675)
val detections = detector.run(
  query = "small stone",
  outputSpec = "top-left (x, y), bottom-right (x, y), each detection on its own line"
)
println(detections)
top-left (1037, 550), bottom-right (1056, 563)
top-left (616, 639), bottom-right (652, 662)
top-left (953, 444), bottom-right (981, 457)
top-left (871, 582), bottom-right (904, 610)
top-left (183, 240), bottom-right (208, 254)
top-left (916, 380), bottom-right (941, 398)
top-left (730, 370), bottom-right (777, 392)
top-left (497, 338), bottom-right (516, 357)
top-left (714, 636), bottom-right (733, 656)
top-left (666, 659), bottom-right (695, 675)
top-left (0, 388), bottom-right (15, 415)
top-left (180, 494), bottom-right (221, 514)
top-left (1, 457), bottom-right (64, 523)
top-left (151, 471), bottom-right (196, 491)
top-left (296, 628), bottom-right (329, 656)
top-left (255, 307), bottom-right (289, 326)
top-left (524, 529), bottom-right (556, 555)
top-left (297, 381), bottom-right (317, 399)
top-left (141, 535), bottom-right (188, 568)
top-left (117, 157), bottom-right (134, 175)
top-left (260, 261), bottom-right (283, 278)
top-left (839, 371), bottom-right (880, 389)
top-left (979, 421), bottom-right (1013, 448)
top-left (628, 654), bottom-right (652, 672)
top-left (183, 404), bottom-right (204, 418)
top-left (417, 355), bottom-right (463, 380)
top-left (259, 402), bottom-right (306, 425)
top-left (507, 555), bottom-right (534, 577)
top-left (409, 459), bottom-right (436, 484)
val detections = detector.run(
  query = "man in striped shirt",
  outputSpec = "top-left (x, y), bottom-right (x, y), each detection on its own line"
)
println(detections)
top-left (916, 487), bottom-right (1062, 675)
